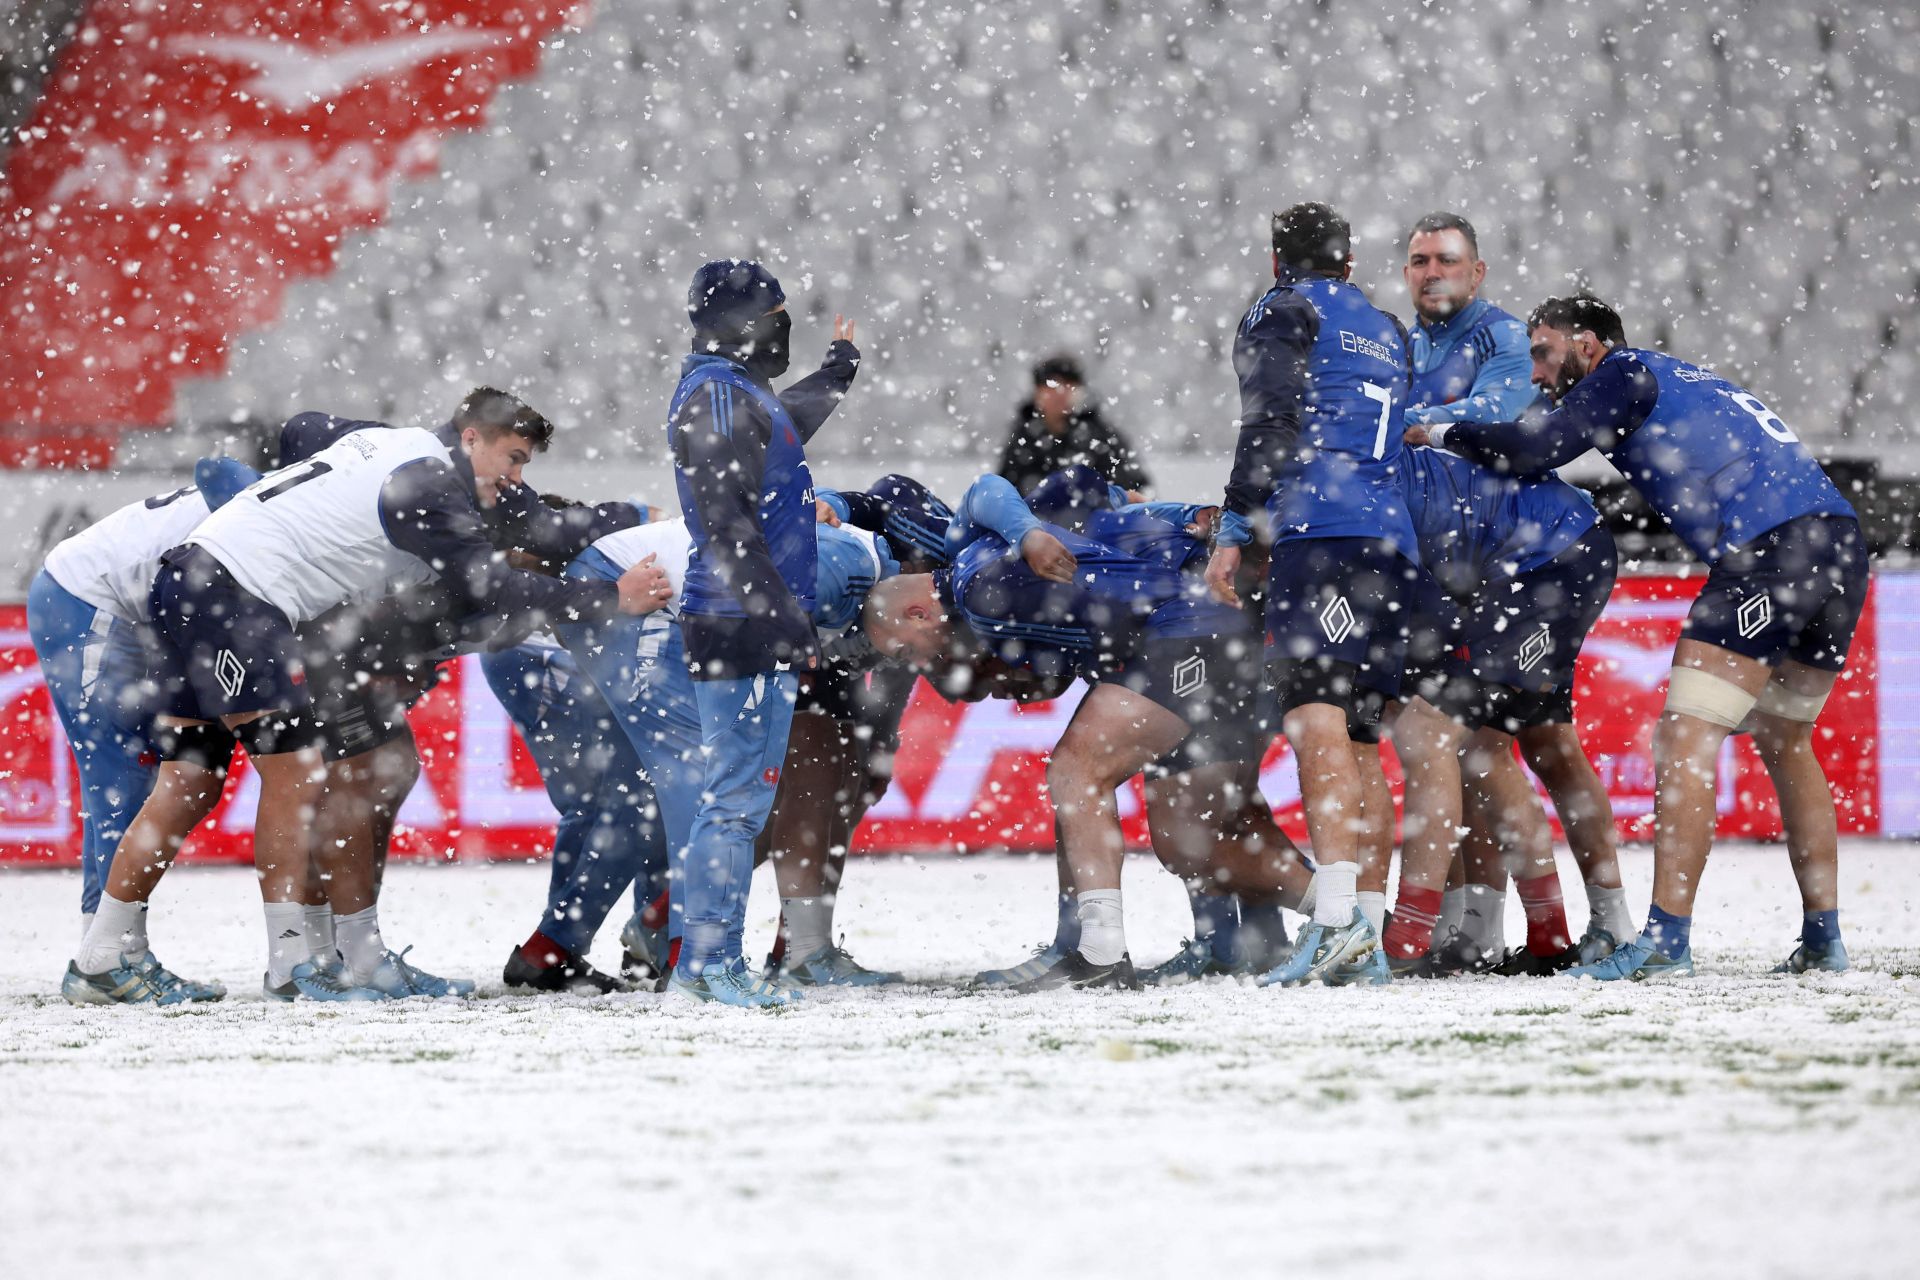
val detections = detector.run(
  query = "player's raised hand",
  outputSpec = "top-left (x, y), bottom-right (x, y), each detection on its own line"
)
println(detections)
top-left (815, 498), bottom-right (842, 526)
top-left (1403, 423), bottom-right (1433, 448)
top-left (614, 553), bottom-right (674, 614)
top-left (1205, 544), bottom-right (1241, 606)
top-left (833, 315), bottom-right (856, 344)
top-left (1020, 528), bottom-right (1078, 583)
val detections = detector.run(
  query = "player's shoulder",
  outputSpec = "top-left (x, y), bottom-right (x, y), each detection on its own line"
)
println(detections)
top-left (1239, 281), bottom-right (1319, 340)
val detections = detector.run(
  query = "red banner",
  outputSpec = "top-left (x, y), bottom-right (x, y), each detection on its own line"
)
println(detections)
top-left (0, 575), bottom-right (1886, 866)
top-left (0, 0), bottom-right (576, 453)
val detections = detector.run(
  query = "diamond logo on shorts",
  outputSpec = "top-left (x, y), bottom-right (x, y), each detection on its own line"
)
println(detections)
top-left (214, 649), bottom-right (246, 699)
top-left (1737, 593), bottom-right (1773, 640)
top-left (1173, 656), bottom-right (1207, 697)
top-left (1517, 624), bottom-right (1553, 672)
top-left (1319, 595), bottom-right (1356, 644)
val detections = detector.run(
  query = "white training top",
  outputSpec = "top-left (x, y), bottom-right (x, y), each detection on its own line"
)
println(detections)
top-left (588, 518), bottom-right (694, 615)
top-left (187, 427), bottom-right (445, 624)
top-left (43, 484), bottom-right (213, 625)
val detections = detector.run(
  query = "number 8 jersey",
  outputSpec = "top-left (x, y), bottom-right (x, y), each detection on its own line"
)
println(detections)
top-left (1230, 269), bottom-right (1419, 562)
top-left (186, 427), bottom-right (445, 624)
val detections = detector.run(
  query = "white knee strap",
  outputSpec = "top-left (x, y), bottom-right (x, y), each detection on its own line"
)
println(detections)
top-left (1664, 666), bottom-right (1757, 730)
top-left (1755, 678), bottom-right (1830, 724)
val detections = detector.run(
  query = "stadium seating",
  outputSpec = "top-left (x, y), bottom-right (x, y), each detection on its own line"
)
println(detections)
top-left (176, 0), bottom-right (1919, 469)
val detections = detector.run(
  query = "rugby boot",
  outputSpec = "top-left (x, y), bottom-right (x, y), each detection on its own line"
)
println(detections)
top-left (1327, 947), bottom-right (1392, 986)
top-left (1575, 926), bottom-right (1621, 966)
top-left (134, 952), bottom-right (225, 1003)
top-left (1568, 935), bottom-right (1694, 982)
top-left (972, 941), bottom-right (1068, 989)
top-left (1495, 944), bottom-right (1583, 977)
top-left (667, 960), bottom-right (802, 1008)
top-left (275, 959), bottom-right (382, 1002)
top-left (1422, 934), bottom-right (1502, 977)
top-left (62, 957), bottom-right (210, 1007)
top-left (1008, 950), bottom-right (1141, 993)
top-left (619, 914), bottom-right (670, 991)
top-left (1141, 936), bottom-right (1240, 986)
top-left (502, 945), bottom-right (629, 994)
top-left (1259, 911), bottom-right (1378, 987)
top-left (1775, 937), bottom-right (1850, 974)
top-left (354, 947), bottom-right (477, 999)
top-left (776, 943), bottom-right (902, 988)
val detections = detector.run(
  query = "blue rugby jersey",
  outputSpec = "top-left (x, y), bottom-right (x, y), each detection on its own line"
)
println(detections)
top-left (1222, 267), bottom-right (1419, 561)
top-left (1400, 446), bottom-right (1597, 598)
top-left (1405, 298), bottom-right (1543, 426)
top-left (1444, 347), bottom-right (1853, 563)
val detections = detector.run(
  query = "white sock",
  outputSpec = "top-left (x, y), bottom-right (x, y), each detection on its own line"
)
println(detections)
top-left (1296, 874), bottom-right (1319, 920)
top-left (263, 902), bottom-right (308, 987)
top-left (80, 911), bottom-right (94, 948)
top-left (1075, 888), bottom-right (1127, 965)
top-left (1311, 861), bottom-right (1359, 928)
top-left (1434, 887), bottom-right (1467, 951)
top-left (303, 904), bottom-right (337, 964)
top-left (1459, 885), bottom-right (1506, 955)
top-left (781, 896), bottom-right (835, 963)
top-left (76, 894), bottom-right (147, 975)
top-left (336, 905), bottom-right (387, 984)
top-left (1587, 885), bottom-right (1635, 941)
top-left (1356, 891), bottom-right (1388, 937)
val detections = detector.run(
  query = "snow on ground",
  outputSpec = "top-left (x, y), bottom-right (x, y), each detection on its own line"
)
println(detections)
top-left (3, 841), bottom-right (1918, 1280)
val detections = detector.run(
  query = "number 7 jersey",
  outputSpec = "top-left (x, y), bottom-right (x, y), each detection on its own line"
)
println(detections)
top-left (1234, 274), bottom-right (1419, 561)
top-left (186, 426), bottom-right (446, 624)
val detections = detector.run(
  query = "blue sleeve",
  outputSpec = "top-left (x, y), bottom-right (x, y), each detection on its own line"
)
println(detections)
top-left (1445, 351), bottom-right (1658, 476)
top-left (1224, 290), bottom-right (1317, 516)
top-left (486, 484), bottom-right (642, 563)
top-left (193, 457), bottom-right (262, 511)
top-left (776, 339), bottom-right (861, 443)
top-left (1405, 318), bottom-right (1541, 425)
top-left (279, 412), bottom-right (382, 464)
top-left (1024, 464), bottom-right (1118, 527)
top-left (377, 458), bottom-right (619, 628)
top-left (1129, 500), bottom-right (1206, 528)
top-left (673, 379), bottom-right (816, 651)
top-left (816, 489), bottom-right (857, 525)
top-left (946, 474), bottom-right (1043, 559)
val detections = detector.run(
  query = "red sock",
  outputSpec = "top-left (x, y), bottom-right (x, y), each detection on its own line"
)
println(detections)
top-left (519, 929), bottom-right (571, 968)
top-left (640, 888), bottom-right (670, 931)
top-left (666, 936), bottom-right (682, 971)
top-left (1383, 886), bottom-right (1444, 959)
top-left (1516, 872), bottom-right (1572, 954)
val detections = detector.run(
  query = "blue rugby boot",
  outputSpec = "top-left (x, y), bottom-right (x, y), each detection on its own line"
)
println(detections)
top-left (1575, 926), bottom-right (1621, 967)
top-left (668, 960), bottom-right (802, 1008)
top-left (1568, 935), bottom-right (1694, 981)
top-left (972, 942), bottom-right (1068, 989)
top-left (1258, 911), bottom-right (1379, 987)
top-left (1775, 937), bottom-right (1850, 974)
top-left (777, 942), bottom-right (902, 988)
top-left (279, 958), bottom-right (383, 1002)
top-left (1008, 949), bottom-right (1141, 992)
top-left (1327, 946), bottom-right (1392, 986)
top-left (135, 952), bottom-right (225, 1003)
top-left (619, 914), bottom-right (670, 989)
top-left (356, 947), bottom-right (477, 999)
top-left (62, 956), bottom-right (213, 1007)
top-left (1142, 935), bottom-right (1240, 986)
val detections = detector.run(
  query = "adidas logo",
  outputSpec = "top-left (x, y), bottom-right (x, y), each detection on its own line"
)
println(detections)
top-left (278, 929), bottom-right (304, 939)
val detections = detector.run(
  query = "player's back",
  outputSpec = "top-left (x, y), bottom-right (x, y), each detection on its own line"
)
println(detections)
top-left (1242, 277), bottom-right (1418, 559)
top-left (586, 518), bottom-right (695, 613)
top-left (1401, 446), bottom-right (1597, 596)
top-left (188, 426), bottom-right (447, 623)
top-left (44, 484), bottom-right (212, 625)
top-left (1607, 349), bottom-right (1853, 561)
top-left (1082, 504), bottom-right (1208, 575)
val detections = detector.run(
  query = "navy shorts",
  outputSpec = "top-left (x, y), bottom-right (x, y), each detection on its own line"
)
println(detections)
top-left (1101, 630), bottom-right (1276, 776)
top-left (1682, 514), bottom-right (1867, 672)
top-left (147, 545), bottom-right (312, 722)
top-left (1263, 536), bottom-right (1418, 734)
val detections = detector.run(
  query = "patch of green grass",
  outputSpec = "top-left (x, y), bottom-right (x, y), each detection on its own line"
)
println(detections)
top-left (1497, 1005), bottom-right (1571, 1017)
top-left (1454, 1029), bottom-right (1526, 1047)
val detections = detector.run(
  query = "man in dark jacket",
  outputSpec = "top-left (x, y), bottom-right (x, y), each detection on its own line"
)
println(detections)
top-left (996, 355), bottom-right (1150, 497)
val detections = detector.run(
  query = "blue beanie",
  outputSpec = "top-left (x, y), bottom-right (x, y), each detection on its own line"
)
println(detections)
top-left (687, 259), bottom-right (785, 338)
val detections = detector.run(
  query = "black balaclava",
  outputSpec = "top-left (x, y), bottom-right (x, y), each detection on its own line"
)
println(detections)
top-left (687, 258), bottom-right (790, 382)
top-left (734, 307), bottom-right (791, 382)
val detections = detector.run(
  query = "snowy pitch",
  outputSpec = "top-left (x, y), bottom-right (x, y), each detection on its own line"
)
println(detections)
top-left (4, 842), bottom-right (1918, 1279)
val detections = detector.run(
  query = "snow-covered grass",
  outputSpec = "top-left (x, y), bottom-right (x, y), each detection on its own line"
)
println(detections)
top-left (3, 842), bottom-right (1918, 1279)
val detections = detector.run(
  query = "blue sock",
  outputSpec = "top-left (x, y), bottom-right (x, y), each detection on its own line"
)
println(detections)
top-left (1643, 904), bottom-right (1692, 956)
top-left (1054, 892), bottom-right (1080, 952)
top-left (1801, 908), bottom-right (1841, 951)
top-left (1190, 888), bottom-right (1240, 957)
top-left (1237, 897), bottom-right (1291, 970)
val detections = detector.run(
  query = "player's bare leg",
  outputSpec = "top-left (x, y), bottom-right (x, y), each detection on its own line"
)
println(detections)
top-left (1748, 660), bottom-right (1848, 971)
top-left (1013, 683), bottom-right (1187, 989)
top-left (237, 719), bottom-right (329, 995)
top-left (1382, 696), bottom-right (1465, 966)
top-left (1518, 721), bottom-right (1632, 957)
